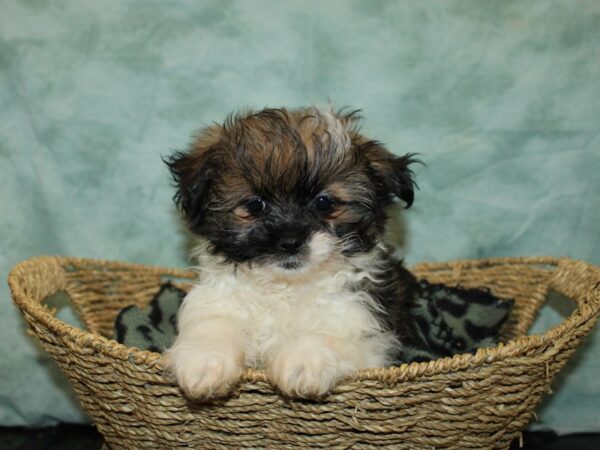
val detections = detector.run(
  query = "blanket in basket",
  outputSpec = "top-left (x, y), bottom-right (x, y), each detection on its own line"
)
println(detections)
top-left (115, 280), bottom-right (513, 363)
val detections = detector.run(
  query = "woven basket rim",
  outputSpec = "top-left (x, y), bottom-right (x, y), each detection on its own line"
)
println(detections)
top-left (8, 254), bottom-right (600, 385)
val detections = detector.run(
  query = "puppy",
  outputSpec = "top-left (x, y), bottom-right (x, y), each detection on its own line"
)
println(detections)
top-left (163, 107), bottom-right (419, 400)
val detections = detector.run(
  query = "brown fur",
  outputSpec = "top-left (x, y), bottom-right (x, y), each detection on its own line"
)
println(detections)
top-left (165, 106), bottom-right (418, 262)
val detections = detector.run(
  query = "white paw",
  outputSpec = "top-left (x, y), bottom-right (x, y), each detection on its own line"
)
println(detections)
top-left (163, 349), bottom-right (243, 400)
top-left (267, 339), bottom-right (351, 398)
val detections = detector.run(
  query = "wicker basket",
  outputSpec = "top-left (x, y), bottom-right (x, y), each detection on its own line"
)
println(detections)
top-left (8, 256), bottom-right (600, 449)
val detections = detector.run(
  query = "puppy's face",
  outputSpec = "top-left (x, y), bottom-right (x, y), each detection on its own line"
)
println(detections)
top-left (166, 107), bottom-right (416, 273)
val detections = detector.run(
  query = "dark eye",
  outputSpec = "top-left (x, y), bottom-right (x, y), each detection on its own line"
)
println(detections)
top-left (315, 194), bottom-right (335, 213)
top-left (246, 197), bottom-right (266, 215)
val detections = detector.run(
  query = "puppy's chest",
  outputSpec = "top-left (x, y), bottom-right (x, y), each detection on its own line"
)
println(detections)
top-left (227, 277), bottom-right (378, 336)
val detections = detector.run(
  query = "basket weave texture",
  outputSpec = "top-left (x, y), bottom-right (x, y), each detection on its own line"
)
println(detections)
top-left (8, 256), bottom-right (600, 449)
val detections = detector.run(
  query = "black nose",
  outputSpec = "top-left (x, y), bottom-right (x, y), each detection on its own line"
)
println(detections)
top-left (277, 233), bottom-right (304, 255)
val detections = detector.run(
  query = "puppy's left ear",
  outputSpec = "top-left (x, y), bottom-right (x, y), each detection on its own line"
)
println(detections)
top-left (163, 148), bottom-right (215, 232)
top-left (163, 125), bottom-right (222, 231)
top-left (362, 142), bottom-right (419, 208)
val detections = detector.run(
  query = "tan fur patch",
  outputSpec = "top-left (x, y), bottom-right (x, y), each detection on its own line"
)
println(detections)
top-left (183, 107), bottom-right (391, 211)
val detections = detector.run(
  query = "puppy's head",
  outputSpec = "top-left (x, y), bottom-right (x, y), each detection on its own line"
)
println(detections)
top-left (165, 107), bottom-right (417, 273)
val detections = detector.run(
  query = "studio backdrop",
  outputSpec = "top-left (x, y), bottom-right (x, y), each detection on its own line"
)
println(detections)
top-left (1, 0), bottom-right (599, 432)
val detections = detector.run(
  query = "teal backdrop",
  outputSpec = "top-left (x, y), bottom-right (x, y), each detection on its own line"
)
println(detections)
top-left (1, 0), bottom-right (599, 432)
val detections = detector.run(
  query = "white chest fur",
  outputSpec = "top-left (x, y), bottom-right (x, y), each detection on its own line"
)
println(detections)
top-left (180, 262), bottom-right (393, 367)
top-left (166, 249), bottom-right (399, 399)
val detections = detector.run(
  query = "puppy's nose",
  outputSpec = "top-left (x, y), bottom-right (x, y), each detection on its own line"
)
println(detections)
top-left (277, 233), bottom-right (304, 255)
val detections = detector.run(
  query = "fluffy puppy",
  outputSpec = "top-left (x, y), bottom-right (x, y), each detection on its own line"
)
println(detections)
top-left (163, 107), bottom-right (419, 400)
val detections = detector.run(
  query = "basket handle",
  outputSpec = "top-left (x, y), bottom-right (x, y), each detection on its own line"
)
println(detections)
top-left (9, 256), bottom-right (68, 313)
top-left (548, 258), bottom-right (600, 312)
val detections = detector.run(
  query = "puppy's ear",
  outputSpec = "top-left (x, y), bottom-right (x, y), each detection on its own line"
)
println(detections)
top-left (361, 141), bottom-right (419, 208)
top-left (163, 127), bottom-right (220, 230)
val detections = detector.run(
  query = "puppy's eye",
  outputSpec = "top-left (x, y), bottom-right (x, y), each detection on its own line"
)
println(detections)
top-left (234, 197), bottom-right (267, 219)
top-left (315, 194), bottom-right (335, 214)
top-left (246, 197), bottom-right (267, 215)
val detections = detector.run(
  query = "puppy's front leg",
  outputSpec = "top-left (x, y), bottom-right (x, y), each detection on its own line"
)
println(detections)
top-left (164, 314), bottom-right (244, 400)
top-left (266, 335), bottom-right (361, 398)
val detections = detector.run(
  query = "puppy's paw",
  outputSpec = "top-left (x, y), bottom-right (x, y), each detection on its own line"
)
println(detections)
top-left (267, 338), bottom-right (351, 398)
top-left (164, 349), bottom-right (243, 400)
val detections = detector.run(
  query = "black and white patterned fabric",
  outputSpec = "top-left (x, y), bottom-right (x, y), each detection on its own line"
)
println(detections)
top-left (114, 280), bottom-right (513, 363)
top-left (398, 280), bottom-right (513, 363)
top-left (114, 282), bottom-right (186, 353)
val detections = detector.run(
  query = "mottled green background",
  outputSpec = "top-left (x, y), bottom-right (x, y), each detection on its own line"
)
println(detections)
top-left (1, 0), bottom-right (599, 431)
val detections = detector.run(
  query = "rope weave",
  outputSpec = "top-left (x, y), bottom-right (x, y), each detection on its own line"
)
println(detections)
top-left (8, 255), bottom-right (600, 449)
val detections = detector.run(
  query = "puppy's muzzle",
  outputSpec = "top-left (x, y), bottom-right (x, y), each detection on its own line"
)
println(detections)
top-left (276, 230), bottom-right (306, 255)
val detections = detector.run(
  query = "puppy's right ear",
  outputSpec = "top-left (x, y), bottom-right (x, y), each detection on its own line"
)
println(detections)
top-left (163, 128), bottom-right (220, 231)
top-left (361, 141), bottom-right (420, 208)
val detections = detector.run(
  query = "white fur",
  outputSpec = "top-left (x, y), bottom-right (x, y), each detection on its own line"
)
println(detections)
top-left (164, 232), bottom-right (399, 399)
top-left (317, 107), bottom-right (351, 158)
